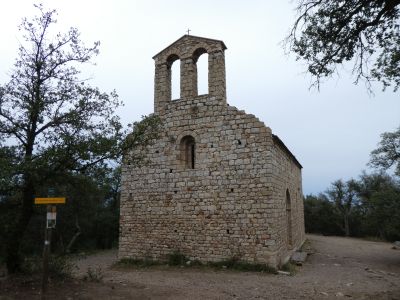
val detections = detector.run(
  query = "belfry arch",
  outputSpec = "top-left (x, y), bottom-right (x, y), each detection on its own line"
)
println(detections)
top-left (166, 54), bottom-right (180, 100)
top-left (193, 47), bottom-right (209, 95)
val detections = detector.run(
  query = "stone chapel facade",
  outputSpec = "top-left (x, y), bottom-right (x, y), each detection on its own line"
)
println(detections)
top-left (119, 35), bottom-right (305, 268)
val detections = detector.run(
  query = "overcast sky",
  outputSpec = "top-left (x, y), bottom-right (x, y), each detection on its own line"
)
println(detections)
top-left (1, 0), bottom-right (399, 195)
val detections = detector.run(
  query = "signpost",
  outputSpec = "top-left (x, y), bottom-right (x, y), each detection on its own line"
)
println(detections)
top-left (35, 198), bottom-right (66, 204)
top-left (35, 189), bottom-right (66, 299)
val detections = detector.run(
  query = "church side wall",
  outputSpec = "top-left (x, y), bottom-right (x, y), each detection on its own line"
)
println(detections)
top-left (270, 141), bottom-right (305, 265)
top-left (119, 95), bottom-right (282, 267)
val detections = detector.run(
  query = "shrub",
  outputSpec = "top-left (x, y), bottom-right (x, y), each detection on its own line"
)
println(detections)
top-left (167, 251), bottom-right (188, 266)
top-left (83, 266), bottom-right (103, 282)
top-left (209, 258), bottom-right (277, 274)
top-left (115, 257), bottom-right (161, 268)
top-left (280, 262), bottom-right (296, 275)
top-left (20, 255), bottom-right (72, 279)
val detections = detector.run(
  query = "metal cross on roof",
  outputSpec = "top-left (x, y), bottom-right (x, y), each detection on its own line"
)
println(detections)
top-left (187, 28), bottom-right (191, 35)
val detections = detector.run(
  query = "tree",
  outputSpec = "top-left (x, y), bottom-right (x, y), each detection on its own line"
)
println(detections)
top-left (286, 0), bottom-right (400, 91)
top-left (0, 145), bottom-right (19, 196)
top-left (304, 174), bottom-right (400, 240)
top-left (356, 172), bottom-right (400, 240)
top-left (325, 179), bottom-right (359, 236)
top-left (369, 127), bottom-right (400, 176)
top-left (303, 194), bottom-right (343, 235)
top-left (0, 5), bottom-right (160, 273)
top-left (54, 166), bottom-right (122, 253)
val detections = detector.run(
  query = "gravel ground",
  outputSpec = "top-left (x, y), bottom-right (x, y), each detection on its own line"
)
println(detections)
top-left (1, 234), bottom-right (400, 299)
top-left (71, 234), bottom-right (400, 299)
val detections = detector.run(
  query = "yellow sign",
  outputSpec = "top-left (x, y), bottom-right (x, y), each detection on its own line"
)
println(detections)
top-left (34, 197), bottom-right (66, 204)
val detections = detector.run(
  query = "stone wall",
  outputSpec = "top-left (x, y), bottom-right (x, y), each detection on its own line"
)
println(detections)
top-left (119, 35), bottom-right (305, 268)
top-left (270, 136), bottom-right (305, 265)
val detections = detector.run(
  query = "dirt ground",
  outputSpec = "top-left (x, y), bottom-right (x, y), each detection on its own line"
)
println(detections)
top-left (1, 234), bottom-right (400, 299)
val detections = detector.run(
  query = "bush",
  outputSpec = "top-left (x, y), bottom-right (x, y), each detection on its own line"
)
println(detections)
top-left (208, 258), bottom-right (277, 274)
top-left (167, 251), bottom-right (187, 266)
top-left (83, 266), bottom-right (103, 282)
top-left (20, 255), bottom-right (72, 279)
top-left (280, 262), bottom-right (296, 275)
top-left (116, 255), bottom-right (276, 274)
top-left (304, 195), bottom-right (343, 235)
top-left (48, 255), bottom-right (73, 280)
top-left (116, 257), bottom-right (162, 268)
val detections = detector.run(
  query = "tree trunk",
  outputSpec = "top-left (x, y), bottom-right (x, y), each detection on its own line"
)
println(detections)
top-left (344, 213), bottom-right (350, 237)
top-left (59, 234), bottom-right (65, 254)
top-left (66, 215), bottom-right (81, 253)
top-left (6, 99), bottom-right (38, 273)
top-left (6, 179), bottom-right (35, 273)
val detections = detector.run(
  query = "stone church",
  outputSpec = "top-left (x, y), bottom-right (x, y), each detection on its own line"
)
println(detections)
top-left (119, 35), bottom-right (305, 268)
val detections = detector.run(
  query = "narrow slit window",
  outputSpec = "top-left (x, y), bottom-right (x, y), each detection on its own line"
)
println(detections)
top-left (286, 189), bottom-right (293, 247)
top-left (180, 135), bottom-right (195, 169)
top-left (190, 143), bottom-right (195, 168)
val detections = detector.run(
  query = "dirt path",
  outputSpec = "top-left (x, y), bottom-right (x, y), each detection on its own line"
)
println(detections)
top-left (1, 234), bottom-right (399, 299)
top-left (68, 234), bottom-right (400, 300)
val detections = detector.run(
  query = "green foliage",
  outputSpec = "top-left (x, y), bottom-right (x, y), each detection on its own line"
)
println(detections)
top-left (124, 115), bottom-right (162, 166)
top-left (0, 4), bottom-right (122, 273)
top-left (48, 255), bottom-right (73, 280)
top-left (305, 172), bottom-right (400, 241)
top-left (286, 0), bottom-right (400, 91)
top-left (304, 195), bottom-right (343, 235)
top-left (208, 258), bottom-right (277, 273)
top-left (325, 179), bottom-right (359, 236)
top-left (0, 4), bottom-right (125, 177)
top-left (356, 172), bottom-right (400, 241)
top-left (0, 4), bottom-right (161, 273)
top-left (0, 146), bottom-right (20, 193)
top-left (55, 166), bottom-right (122, 252)
top-left (116, 258), bottom-right (162, 268)
top-left (280, 262), bottom-right (296, 275)
top-left (0, 197), bottom-right (19, 258)
top-left (369, 127), bottom-right (400, 176)
top-left (20, 255), bottom-right (72, 280)
top-left (0, 164), bottom-right (123, 261)
top-left (304, 180), bottom-right (359, 237)
top-left (167, 251), bottom-right (188, 266)
top-left (116, 256), bottom-right (277, 273)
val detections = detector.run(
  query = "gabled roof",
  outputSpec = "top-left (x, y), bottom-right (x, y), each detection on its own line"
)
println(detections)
top-left (152, 35), bottom-right (227, 59)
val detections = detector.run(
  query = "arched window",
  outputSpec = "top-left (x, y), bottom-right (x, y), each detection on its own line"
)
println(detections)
top-left (286, 189), bottom-right (293, 248)
top-left (193, 48), bottom-right (208, 95)
top-left (180, 135), bottom-right (195, 169)
top-left (167, 54), bottom-right (180, 100)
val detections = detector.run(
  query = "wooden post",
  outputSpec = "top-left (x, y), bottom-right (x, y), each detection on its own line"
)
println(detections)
top-left (41, 205), bottom-right (52, 299)
top-left (34, 189), bottom-right (65, 300)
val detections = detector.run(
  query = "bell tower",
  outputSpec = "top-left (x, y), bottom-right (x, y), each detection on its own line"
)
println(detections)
top-left (152, 35), bottom-right (227, 115)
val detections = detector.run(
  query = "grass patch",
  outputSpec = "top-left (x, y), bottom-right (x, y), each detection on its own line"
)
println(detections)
top-left (116, 253), bottom-right (277, 274)
top-left (208, 258), bottom-right (277, 274)
top-left (300, 239), bottom-right (314, 254)
top-left (20, 255), bottom-right (72, 280)
top-left (280, 262), bottom-right (296, 275)
top-left (167, 251), bottom-right (187, 266)
top-left (115, 257), bottom-right (162, 268)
